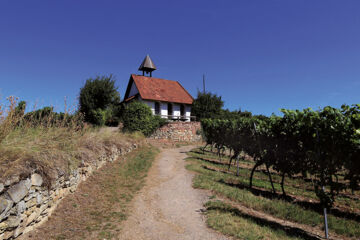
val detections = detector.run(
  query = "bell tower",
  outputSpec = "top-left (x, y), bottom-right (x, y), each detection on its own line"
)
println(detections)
top-left (138, 55), bottom-right (157, 77)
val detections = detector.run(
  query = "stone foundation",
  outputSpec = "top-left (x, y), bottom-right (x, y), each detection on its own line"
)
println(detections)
top-left (150, 122), bottom-right (202, 142)
top-left (0, 143), bottom-right (138, 239)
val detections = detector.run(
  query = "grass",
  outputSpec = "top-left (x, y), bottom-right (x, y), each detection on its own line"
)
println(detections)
top-left (186, 148), bottom-right (360, 239)
top-left (0, 97), bottom-right (153, 239)
top-left (205, 201), bottom-right (303, 240)
top-left (0, 125), bottom-right (143, 186)
top-left (0, 97), bottom-right (146, 186)
top-left (42, 145), bottom-right (159, 240)
top-left (189, 149), bottom-right (360, 212)
top-left (80, 145), bottom-right (158, 239)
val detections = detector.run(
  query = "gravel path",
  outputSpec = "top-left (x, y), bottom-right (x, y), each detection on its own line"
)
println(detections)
top-left (119, 146), bottom-right (229, 240)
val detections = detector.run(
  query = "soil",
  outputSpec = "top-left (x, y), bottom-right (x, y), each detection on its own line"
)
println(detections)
top-left (119, 145), bottom-right (229, 240)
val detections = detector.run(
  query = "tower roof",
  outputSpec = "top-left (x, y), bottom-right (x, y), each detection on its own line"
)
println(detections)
top-left (138, 55), bottom-right (157, 72)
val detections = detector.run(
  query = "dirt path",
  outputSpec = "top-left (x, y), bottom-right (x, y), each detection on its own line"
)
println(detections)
top-left (20, 145), bottom-right (229, 240)
top-left (120, 146), bottom-right (229, 240)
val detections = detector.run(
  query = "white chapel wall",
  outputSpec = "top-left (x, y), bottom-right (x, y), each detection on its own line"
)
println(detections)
top-left (160, 102), bottom-right (168, 117)
top-left (172, 104), bottom-right (181, 117)
top-left (137, 99), bottom-right (192, 121)
top-left (185, 105), bottom-right (191, 121)
top-left (185, 105), bottom-right (191, 117)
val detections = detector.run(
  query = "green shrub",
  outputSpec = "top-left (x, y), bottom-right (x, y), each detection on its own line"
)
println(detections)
top-left (104, 105), bottom-right (122, 126)
top-left (79, 75), bottom-right (121, 125)
top-left (89, 109), bottom-right (106, 126)
top-left (152, 115), bottom-right (167, 129)
top-left (122, 101), bottom-right (166, 136)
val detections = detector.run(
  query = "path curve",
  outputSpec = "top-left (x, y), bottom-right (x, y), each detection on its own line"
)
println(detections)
top-left (119, 146), bottom-right (229, 240)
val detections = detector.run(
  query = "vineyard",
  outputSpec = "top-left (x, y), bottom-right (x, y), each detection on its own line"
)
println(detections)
top-left (188, 104), bottom-right (360, 239)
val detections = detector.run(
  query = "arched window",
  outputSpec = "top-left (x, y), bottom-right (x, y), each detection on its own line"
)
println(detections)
top-left (155, 102), bottom-right (160, 115)
top-left (180, 104), bottom-right (185, 117)
top-left (168, 103), bottom-right (173, 119)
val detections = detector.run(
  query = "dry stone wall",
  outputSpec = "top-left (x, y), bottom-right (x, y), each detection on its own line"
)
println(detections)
top-left (150, 122), bottom-right (202, 142)
top-left (0, 143), bottom-right (138, 240)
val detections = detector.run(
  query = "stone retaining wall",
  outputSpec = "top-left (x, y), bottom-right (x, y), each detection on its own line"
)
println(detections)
top-left (150, 122), bottom-right (202, 142)
top-left (0, 143), bottom-right (138, 239)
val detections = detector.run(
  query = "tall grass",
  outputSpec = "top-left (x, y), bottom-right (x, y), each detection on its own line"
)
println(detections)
top-left (0, 96), bottom-right (84, 142)
top-left (0, 96), bottom-right (141, 186)
top-left (0, 96), bottom-right (22, 142)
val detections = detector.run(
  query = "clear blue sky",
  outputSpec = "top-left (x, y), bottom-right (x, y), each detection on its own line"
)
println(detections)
top-left (0, 0), bottom-right (359, 115)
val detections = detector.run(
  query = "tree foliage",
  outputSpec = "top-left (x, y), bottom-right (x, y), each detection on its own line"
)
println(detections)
top-left (192, 91), bottom-right (224, 120)
top-left (79, 75), bottom-right (121, 125)
top-left (122, 101), bottom-right (166, 136)
top-left (219, 108), bottom-right (252, 119)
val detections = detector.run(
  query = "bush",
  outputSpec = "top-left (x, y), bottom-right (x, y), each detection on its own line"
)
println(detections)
top-left (79, 75), bottom-right (121, 125)
top-left (122, 101), bottom-right (166, 136)
top-left (89, 109), bottom-right (106, 126)
top-left (104, 105), bottom-right (122, 126)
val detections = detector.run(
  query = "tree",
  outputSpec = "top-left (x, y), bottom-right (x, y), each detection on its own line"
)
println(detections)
top-left (219, 108), bottom-right (252, 119)
top-left (79, 75), bottom-right (121, 125)
top-left (192, 91), bottom-right (224, 120)
top-left (122, 101), bottom-right (166, 136)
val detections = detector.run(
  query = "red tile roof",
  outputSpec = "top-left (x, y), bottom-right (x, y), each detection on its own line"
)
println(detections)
top-left (124, 74), bottom-right (193, 104)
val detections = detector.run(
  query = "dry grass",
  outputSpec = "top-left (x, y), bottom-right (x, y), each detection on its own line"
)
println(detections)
top-left (0, 96), bottom-right (22, 142)
top-left (0, 127), bottom-right (143, 185)
top-left (22, 146), bottom-right (158, 240)
top-left (0, 96), bottom-right (143, 186)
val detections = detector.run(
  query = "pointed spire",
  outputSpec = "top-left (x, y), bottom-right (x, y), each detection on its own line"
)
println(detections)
top-left (138, 55), bottom-right (157, 77)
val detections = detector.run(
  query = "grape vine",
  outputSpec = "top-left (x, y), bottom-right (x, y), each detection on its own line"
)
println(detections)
top-left (201, 104), bottom-right (360, 208)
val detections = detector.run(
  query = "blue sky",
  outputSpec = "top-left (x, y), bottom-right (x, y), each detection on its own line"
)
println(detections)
top-left (0, 0), bottom-right (359, 115)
